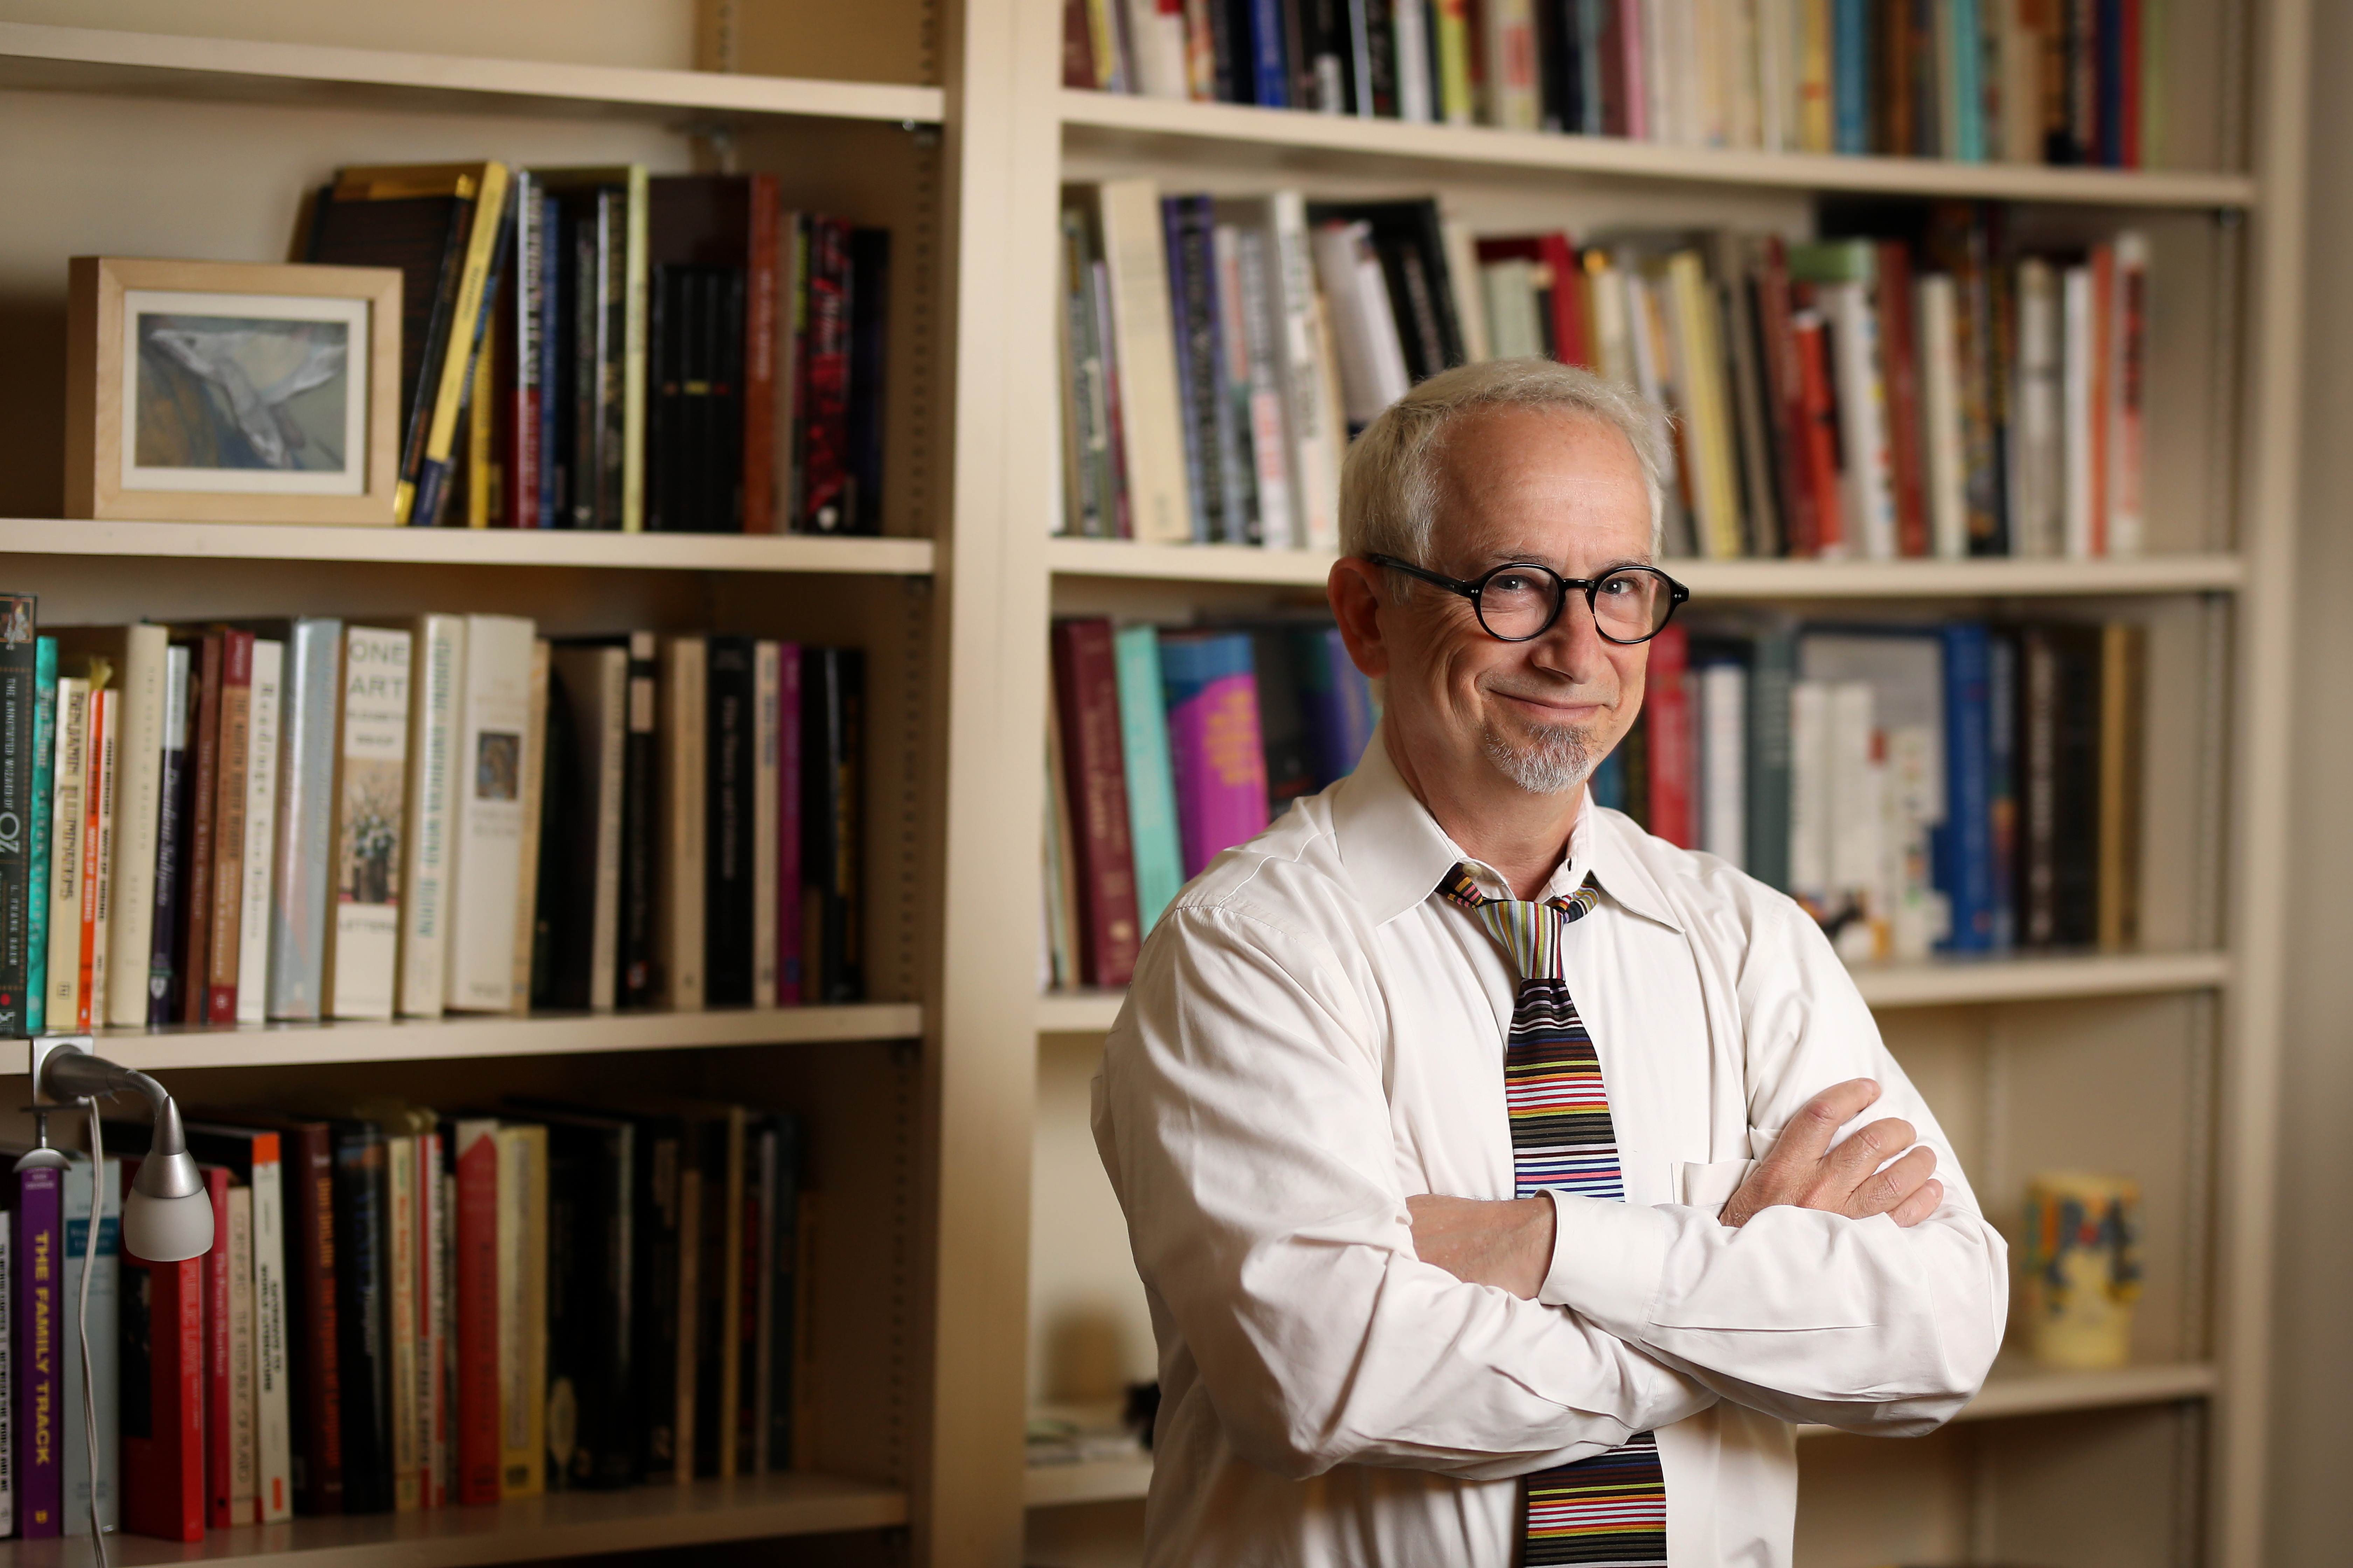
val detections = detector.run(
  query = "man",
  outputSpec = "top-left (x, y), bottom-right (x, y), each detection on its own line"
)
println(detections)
top-left (1092, 359), bottom-right (2006, 1566)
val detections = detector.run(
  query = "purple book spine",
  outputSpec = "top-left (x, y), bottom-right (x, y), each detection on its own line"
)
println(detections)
top-left (14, 1159), bottom-right (64, 1538)
top-left (1165, 671), bottom-right (1270, 878)
top-left (775, 644), bottom-right (803, 1006)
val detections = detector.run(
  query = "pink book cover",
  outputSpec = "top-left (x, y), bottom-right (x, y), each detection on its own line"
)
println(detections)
top-left (1158, 632), bottom-right (1269, 879)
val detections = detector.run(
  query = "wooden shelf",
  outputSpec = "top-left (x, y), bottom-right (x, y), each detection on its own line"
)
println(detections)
top-left (0, 1472), bottom-right (907, 1566)
top-left (1041, 951), bottom-right (2229, 1033)
top-left (1022, 1362), bottom-right (2219, 1508)
top-left (1060, 89), bottom-right (2258, 208)
top-left (0, 519), bottom-right (934, 576)
top-left (0, 1003), bottom-right (922, 1075)
top-left (0, 22), bottom-right (944, 126)
top-left (1045, 538), bottom-right (2244, 597)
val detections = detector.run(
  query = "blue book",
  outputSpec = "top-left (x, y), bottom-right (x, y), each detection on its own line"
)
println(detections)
top-left (1589, 747), bottom-right (1625, 813)
top-left (1833, 0), bottom-right (1870, 154)
top-left (1249, 0), bottom-right (1290, 106)
top-left (1951, 0), bottom-right (1985, 161)
top-left (1113, 625), bottom-right (1186, 932)
top-left (1290, 626), bottom-right (1375, 789)
top-left (1935, 623), bottom-right (1996, 952)
top-left (1161, 196), bottom-right (1216, 543)
top-left (27, 636), bottom-right (53, 1036)
top-left (1987, 630), bottom-right (2018, 950)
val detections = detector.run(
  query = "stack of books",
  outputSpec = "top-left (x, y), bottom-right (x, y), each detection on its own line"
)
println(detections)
top-left (0, 599), bottom-right (865, 1039)
top-left (1043, 616), bottom-right (1378, 989)
top-left (1598, 618), bottom-right (2146, 965)
top-left (307, 163), bottom-right (889, 534)
top-left (1064, 0), bottom-right (2158, 168)
top-left (1061, 186), bottom-right (2151, 562)
top-left (0, 1097), bottom-right (811, 1539)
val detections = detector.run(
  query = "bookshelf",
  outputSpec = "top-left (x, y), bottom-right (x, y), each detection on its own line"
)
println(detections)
top-left (0, 1), bottom-right (2315, 1567)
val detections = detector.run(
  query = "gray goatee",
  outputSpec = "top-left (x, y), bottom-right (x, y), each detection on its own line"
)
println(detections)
top-left (1481, 721), bottom-right (1595, 795)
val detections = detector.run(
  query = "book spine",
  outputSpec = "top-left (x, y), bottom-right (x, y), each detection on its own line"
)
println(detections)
top-left (1875, 241), bottom-right (1929, 558)
top-left (27, 636), bottom-right (53, 1035)
top-left (1094, 180), bottom-right (1193, 543)
top-left (1644, 625), bottom-right (1694, 848)
top-left (326, 1130), bottom-right (391, 1514)
top-left (1698, 662), bottom-right (1747, 866)
top-left (236, 641), bottom-right (284, 1023)
top-left (508, 639), bottom-right (550, 1015)
top-left (445, 616), bottom-right (535, 1011)
top-left (419, 1134), bottom-right (447, 1508)
top-left (206, 632), bottom-right (253, 1022)
top-left (1987, 631), bottom-right (2019, 950)
top-left (269, 620), bottom-right (343, 1021)
top-left (740, 176), bottom-right (783, 534)
top-left (764, 1119), bottom-right (801, 1471)
top-left (147, 646), bottom-right (189, 1026)
top-left (45, 679), bottom-right (87, 1032)
top-left (399, 616), bottom-right (464, 1017)
top-left (452, 1122), bottom-right (500, 1505)
top-left (796, 217), bottom-right (854, 533)
top-left (1267, 191), bottom-right (1341, 551)
top-left (226, 1182), bottom-right (256, 1525)
top-left (1052, 621), bottom-right (1144, 991)
top-left (705, 639), bottom-right (758, 1006)
top-left (412, 166), bottom-right (514, 530)
top-left (1938, 623), bottom-right (1997, 952)
top-left (387, 1138), bottom-right (419, 1510)
top-left (1112, 625), bottom-right (1184, 934)
top-left (621, 633), bottom-right (659, 1008)
top-left (15, 1161), bottom-right (63, 1537)
top-left (805, 650), bottom-right (864, 1002)
top-left (1160, 638), bottom-right (1270, 879)
top-left (244, 1141), bottom-right (291, 1521)
top-left (775, 645), bottom-right (803, 1006)
top-left (201, 1166), bottom-right (234, 1528)
top-left (1164, 195), bottom-right (1220, 543)
top-left (2096, 620), bottom-right (2144, 950)
top-left (61, 1155), bottom-right (119, 1536)
top-left (2019, 626), bottom-right (2060, 947)
top-left (0, 1224), bottom-right (10, 1534)
top-left (733, 1122), bottom-right (758, 1474)
top-left (320, 624), bottom-right (411, 1017)
top-left (2108, 231), bottom-right (2147, 555)
top-left (658, 637), bottom-right (708, 1010)
top-left (77, 687), bottom-right (114, 1030)
top-left (119, 1231), bottom-right (205, 1542)
top-left (1746, 625), bottom-right (1797, 892)
top-left (753, 642), bottom-right (780, 1006)
top-left (100, 626), bottom-right (167, 1026)
top-left (275, 1126), bottom-right (342, 1515)
top-left (497, 1126), bottom-right (548, 1497)
top-left (509, 175), bottom-right (543, 531)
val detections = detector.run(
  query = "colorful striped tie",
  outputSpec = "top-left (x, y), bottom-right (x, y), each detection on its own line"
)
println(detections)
top-left (1439, 864), bottom-right (1668, 1568)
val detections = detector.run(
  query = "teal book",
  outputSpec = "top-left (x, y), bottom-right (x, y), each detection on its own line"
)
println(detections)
top-left (27, 636), bottom-right (54, 1036)
top-left (1111, 625), bottom-right (1184, 933)
top-left (1951, 0), bottom-right (1985, 161)
top-left (1744, 622), bottom-right (1795, 894)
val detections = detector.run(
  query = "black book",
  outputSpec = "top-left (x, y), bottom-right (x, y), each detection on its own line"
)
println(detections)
top-left (506, 1105), bottom-right (637, 1490)
top-left (629, 1110), bottom-right (688, 1480)
top-left (529, 668), bottom-right (577, 1007)
top-left (846, 230), bottom-right (891, 535)
top-left (2018, 623), bottom-right (2103, 949)
top-left (646, 265), bottom-right (686, 532)
top-left (760, 1115), bottom-right (803, 1472)
top-left (1360, 0), bottom-right (1398, 116)
top-left (557, 198), bottom-right (598, 528)
top-left (705, 636), bottom-right (758, 1006)
top-left (1304, 199), bottom-right (1465, 374)
top-left (619, 632), bottom-right (659, 1008)
top-left (147, 646), bottom-right (192, 1027)
top-left (1163, 195), bottom-right (1227, 543)
top-left (0, 593), bottom-right (32, 1036)
top-left (1244, 627), bottom-right (1316, 816)
top-left (803, 648), bottom-right (865, 1004)
top-left (323, 1121), bottom-right (394, 1513)
top-left (1208, 0), bottom-right (1245, 100)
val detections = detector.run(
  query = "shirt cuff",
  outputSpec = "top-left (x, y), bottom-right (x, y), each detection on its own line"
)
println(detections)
top-left (1539, 1190), bottom-right (1678, 1338)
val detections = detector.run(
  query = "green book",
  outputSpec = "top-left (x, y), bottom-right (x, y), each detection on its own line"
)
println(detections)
top-left (1745, 621), bottom-right (1796, 894)
top-left (1112, 624), bottom-right (1185, 933)
top-left (27, 634), bottom-right (53, 1036)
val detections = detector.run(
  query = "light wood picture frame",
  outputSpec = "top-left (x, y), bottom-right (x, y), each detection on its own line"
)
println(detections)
top-left (65, 256), bottom-right (403, 524)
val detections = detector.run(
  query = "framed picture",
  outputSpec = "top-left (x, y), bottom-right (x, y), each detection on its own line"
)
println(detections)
top-left (66, 256), bottom-right (402, 525)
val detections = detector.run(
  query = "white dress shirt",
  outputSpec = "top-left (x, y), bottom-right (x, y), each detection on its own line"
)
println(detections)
top-left (1092, 730), bottom-right (2007, 1567)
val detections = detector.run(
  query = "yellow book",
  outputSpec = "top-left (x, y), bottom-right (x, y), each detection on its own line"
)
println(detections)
top-left (1435, 0), bottom-right (1476, 124)
top-left (1663, 251), bottom-right (1747, 560)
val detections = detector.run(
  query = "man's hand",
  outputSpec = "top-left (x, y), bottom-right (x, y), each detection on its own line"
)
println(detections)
top-left (1407, 1193), bottom-right (1555, 1300)
top-left (1719, 1078), bottom-right (1942, 1229)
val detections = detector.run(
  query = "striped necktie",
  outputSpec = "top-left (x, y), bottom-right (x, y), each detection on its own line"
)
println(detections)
top-left (1439, 864), bottom-right (1667, 1568)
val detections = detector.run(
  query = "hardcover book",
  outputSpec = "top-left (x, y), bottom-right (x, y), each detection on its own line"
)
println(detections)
top-left (267, 619), bottom-right (345, 1021)
top-left (0, 592), bottom-right (41, 1034)
top-left (1158, 632), bottom-right (1269, 878)
top-left (235, 641), bottom-right (284, 1023)
top-left (398, 615), bottom-right (466, 1018)
top-left (13, 1147), bottom-right (67, 1538)
top-left (51, 623), bottom-right (169, 1027)
top-left (27, 635), bottom-right (54, 1035)
top-left (444, 615), bottom-right (537, 1011)
top-left (319, 627), bottom-right (412, 1020)
top-left (1050, 620), bottom-right (1142, 989)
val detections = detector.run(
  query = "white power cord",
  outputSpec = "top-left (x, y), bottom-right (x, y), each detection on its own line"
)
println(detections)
top-left (81, 1099), bottom-right (107, 1567)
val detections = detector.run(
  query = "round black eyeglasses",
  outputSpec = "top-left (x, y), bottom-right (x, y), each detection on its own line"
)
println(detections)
top-left (1364, 554), bottom-right (1691, 645)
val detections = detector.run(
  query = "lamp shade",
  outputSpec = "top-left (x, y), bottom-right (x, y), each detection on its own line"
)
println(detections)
top-left (122, 1151), bottom-right (215, 1262)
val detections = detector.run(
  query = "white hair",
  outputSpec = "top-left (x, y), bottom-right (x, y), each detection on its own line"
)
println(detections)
top-left (1337, 357), bottom-right (1671, 588)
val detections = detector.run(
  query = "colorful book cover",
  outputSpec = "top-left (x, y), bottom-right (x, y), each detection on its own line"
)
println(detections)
top-left (326, 627), bottom-right (413, 1020)
top-left (27, 635), bottom-right (54, 1035)
top-left (1111, 625), bottom-right (1184, 934)
top-left (1158, 632), bottom-right (1269, 879)
top-left (1291, 625), bottom-right (1376, 789)
top-left (14, 1147), bottom-right (66, 1538)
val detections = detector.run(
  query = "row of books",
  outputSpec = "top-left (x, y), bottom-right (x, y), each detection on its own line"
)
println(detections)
top-left (0, 600), bottom-right (863, 1038)
top-left (1059, 181), bottom-right (2150, 560)
top-left (1042, 618), bottom-right (1378, 989)
top-left (1064, 0), bottom-right (2159, 168)
top-left (1605, 618), bottom-right (2144, 962)
top-left (306, 163), bottom-right (888, 534)
top-left (0, 1094), bottom-right (808, 1538)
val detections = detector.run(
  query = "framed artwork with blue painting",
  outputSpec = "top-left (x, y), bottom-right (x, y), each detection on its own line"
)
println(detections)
top-left (67, 257), bottom-right (402, 524)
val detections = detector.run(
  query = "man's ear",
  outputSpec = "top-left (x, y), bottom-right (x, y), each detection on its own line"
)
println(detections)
top-left (1328, 557), bottom-right (1390, 679)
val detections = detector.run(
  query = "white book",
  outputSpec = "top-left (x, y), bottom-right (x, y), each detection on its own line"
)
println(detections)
top-left (1311, 219), bottom-right (1410, 427)
top-left (1088, 179), bottom-right (1192, 543)
top-left (2062, 263), bottom-right (2096, 559)
top-left (1788, 680), bottom-right (1830, 901)
top-left (1394, 0), bottom-right (1435, 122)
top-left (1483, 259), bottom-right (1545, 359)
top-left (1209, 222), bottom-right (1262, 545)
top-left (236, 640), bottom-right (283, 1023)
top-left (1825, 680), bottom-right (1882, 959)
top-left (1441, 219), bottom-right (1490, 362)
top-left (1820, 278), bottom-right (1899, 560)
top-left (51, 625), bottom-right (169, 1028)
top-left (1698, 662), bottom-right (1747, 868)
top-left (1121, 0), bottom-right (1187, 97)
top-left (243, 1137), bottom-right (291, 1522)
top-left (1225, 191), bottom-right (1341, 551)
top-left (398, 614), bottom-right (467, 1018)
top-left (1230, 225), bottom-right (1299, 547)
top-left (443, 615), bottom-right (536, 1011)
top-left (1756, 0), bottom-right (1795, 149)
top-left (226, 1184), bottom-right (256, 1524)
top-left (549, 644), bottom-right (629, 1010)
top-left (2011, 257), bottom-right (2064, 557)
top-left (267, 619), bottom-right (344, 1021)
top-left (1915, 273), bottom-right (1969, 560)
top-left (46, 678), bottom-right (87, 1030)
top-left (754, 641), bottom-right (780, 1007)
top-left (324, 626), bottom-right (413, 1019)
top-left (2107, 232), bottom-right (2148, 556)
top-left (62, 1154), bottom-right (119, 1537)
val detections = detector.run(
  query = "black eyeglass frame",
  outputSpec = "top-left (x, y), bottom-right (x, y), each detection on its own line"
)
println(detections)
top-left (1362, 553), bottom-right (1693, 645)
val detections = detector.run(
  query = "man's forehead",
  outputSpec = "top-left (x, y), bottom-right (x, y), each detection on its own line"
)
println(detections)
top-left (1430, 409), bottom-right (1652, 566)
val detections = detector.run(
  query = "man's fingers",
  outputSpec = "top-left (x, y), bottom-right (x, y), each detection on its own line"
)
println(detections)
top-left (1816, 1116), bottom-right (1920, 1194)
top-left (1888, 1178), bottom-right (1945, 1228)
top-left (1846, 1145), bottom-right (1939, 1219)
top-left (1760, 1079), bottom-right (1884, 1174)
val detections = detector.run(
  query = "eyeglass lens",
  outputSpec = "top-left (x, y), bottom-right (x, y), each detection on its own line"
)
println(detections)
top-left (1477, 567), bottom-right (1674, 643)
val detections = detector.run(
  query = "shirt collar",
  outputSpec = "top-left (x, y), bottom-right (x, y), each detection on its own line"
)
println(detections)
top-left (1330, 725), bottom-right (1682, 933)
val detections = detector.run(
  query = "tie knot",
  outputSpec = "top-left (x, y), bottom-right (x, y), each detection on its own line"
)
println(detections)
top-left (1437, 863), bottom-right (1599, 983)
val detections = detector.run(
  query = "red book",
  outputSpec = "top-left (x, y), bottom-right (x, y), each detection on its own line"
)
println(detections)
top-left (451, 1118), bottom-right (502, 1506)
top-left (1050, 619), bottom-right (1143, 988)
top-left (1475, 234), bottom-right (1589, 369)
top-left (1791, 312), bottom-right (1845, 557)
top-left (2119, 0), bottom-right (2142, 165)
top-left (1643, 625), bottom-right (1693, 848)
top-left (178, 633), bottom-right (222, 1024)
top-left (120, 1162), bottom-right (207, 1543)
top-left (199, 1166), bottom-right (234, 1528)
top-left (1750, 237), bottom-right (1816, 558)
top-left (1874, 241), bottom-right (1928, 558)
top-left (206, 629), bottom-right (254, 1023)
top-left (795, 215), bottom-right (854, 533)
top-left (1062, 0), bottom-right (1097, 86)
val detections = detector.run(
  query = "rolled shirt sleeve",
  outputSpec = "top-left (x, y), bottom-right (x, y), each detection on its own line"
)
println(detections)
top-left (1096, 901), bottom-right (1720, 1482)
